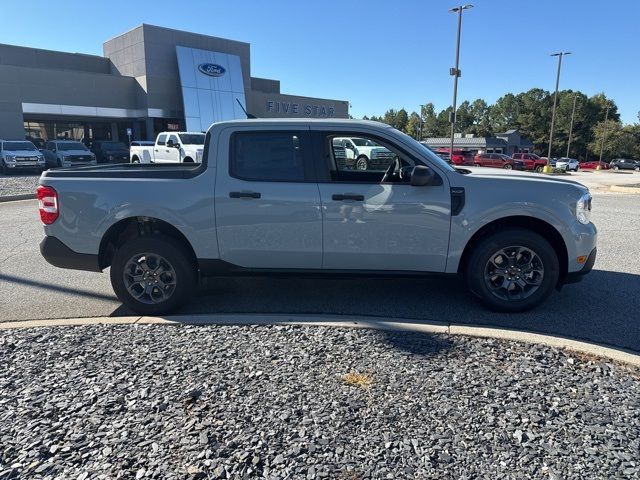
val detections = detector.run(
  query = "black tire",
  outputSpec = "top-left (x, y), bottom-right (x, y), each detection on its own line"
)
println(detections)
top-left (635, 166), bottom-right (639, 172)
top-left (535, 165), bottom-right (544, 173)
top-left (183, 157), bottom-right (194, 163)
top-left (131, 156), bottom-right (140, 164)
top-left (110, 235), bottom-right (197, 315)
top-left (504, 164), bottom-right (513, 170)
top-left (1, 161), bottom-right (8, 175)
top-left (464, 228), bottom-right (559, 312)
top-left (355, 156), bottom-right (368, 171)
top-left (613, 165), bottom-right (619, 171)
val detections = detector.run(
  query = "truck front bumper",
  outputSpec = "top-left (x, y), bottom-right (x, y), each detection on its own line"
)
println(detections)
top-left (40, 236), bottom-right (101, 272)
top-left (564, 247), bottom-right (597, 284)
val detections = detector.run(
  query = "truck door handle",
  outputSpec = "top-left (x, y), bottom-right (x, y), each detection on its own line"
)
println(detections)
top-left (229, 191), bottom-right (261, 199)
top-left (332, 194), bottom-right (364, 201)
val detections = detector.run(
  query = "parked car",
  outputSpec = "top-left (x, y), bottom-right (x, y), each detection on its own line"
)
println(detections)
top-left (473, 153), bottom-right (519, 170)
top-left (0, 139), bottom-right (45, 174)
top-left (38, 119), bottom-right (596, 316)
top-left (130, 132), bottom-right (205, 164)
top-left (609, 159), bottom-right (640, 171)
top-left (433, 148), bottom-right (474, 166)
top-left (41, 140), bottom-right (96, 169)
top-left (334, 137), bottom-right (394, 171)
top-left (512, 153), bottom-right (548, 172)
top-left (90, 140), bottom-right (130, 164)
top-left (580, 160), bottom-right (610, 170)
top-left (555, 158), bottom-right (580, 172)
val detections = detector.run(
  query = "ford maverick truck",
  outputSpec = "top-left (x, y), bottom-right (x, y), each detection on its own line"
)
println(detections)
top-left (37, 119), bottom-right (597, 315)
top-left (129, 132), bottom-right (205, 164)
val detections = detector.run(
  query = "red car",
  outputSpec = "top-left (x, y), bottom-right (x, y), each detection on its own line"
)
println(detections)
top-left (579, 160), bottom-right (611, 170)
top-left (435, 148), bottom-right (474, 166)
top-left (473, 153), bottom-right (520, 169)
top-left (512, 153), bottom-right (548, 172)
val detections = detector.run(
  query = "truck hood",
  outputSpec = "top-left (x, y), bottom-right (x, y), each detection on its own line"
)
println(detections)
top-left (4, 150), bottom-right (41, 157)
top-left (457, 167), bottom-right (588, 191)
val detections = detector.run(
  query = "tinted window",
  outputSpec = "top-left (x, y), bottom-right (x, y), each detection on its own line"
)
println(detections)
top-left (57, 142), bottom-right (89, 151)
top-left (179, 133), bottom-right (205, 145)
top-left (168, 135), bottom-right (179, 145)
top-left (3, 141), bottom-right (37, 151)
top-left (157, 135), bottom-right (167, 146)
top-left (231, 132), bottom-right (306, 182)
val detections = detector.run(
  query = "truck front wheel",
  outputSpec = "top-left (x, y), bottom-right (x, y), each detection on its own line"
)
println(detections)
top-left (356, 156), bottom-right (368, 170)
top-left (110, 235), bottom-right (196, 315)
top-left (464, 228), bottom-right (559, 312)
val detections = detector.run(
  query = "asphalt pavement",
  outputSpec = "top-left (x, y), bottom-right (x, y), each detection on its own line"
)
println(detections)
top-left (0, 193), bottom-right (638, 352)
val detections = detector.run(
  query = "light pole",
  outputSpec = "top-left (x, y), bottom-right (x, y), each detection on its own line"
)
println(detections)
top-left (599, 105), bottom-right (610, 163)
top-left (418, 104), bottom-right (425, 140)
top-left (566, 94), bottom-right (578, 158)
top-left (547, 51), bottom-right (571, 164)
top-left (448, 4), bottom-right (473, 158)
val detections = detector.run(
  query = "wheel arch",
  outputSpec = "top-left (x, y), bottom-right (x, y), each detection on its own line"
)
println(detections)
top-left (99, 217), bottom-right (198, 270)
top-left (458, 215), bottom-right (568, 284)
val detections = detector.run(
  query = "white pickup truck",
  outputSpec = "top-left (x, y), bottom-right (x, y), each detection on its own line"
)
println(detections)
top-left (130, 132), bottom-right (205, 164)
top-left (334, 137), bottom-right (395, 171)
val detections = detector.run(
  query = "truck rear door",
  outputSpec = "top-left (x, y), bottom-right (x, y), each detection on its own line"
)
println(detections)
top-left (214, 128), bottom-right (322, 269)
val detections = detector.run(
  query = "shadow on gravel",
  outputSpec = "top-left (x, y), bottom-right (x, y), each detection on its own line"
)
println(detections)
top-left (379, 329), bottom-right (451, 356)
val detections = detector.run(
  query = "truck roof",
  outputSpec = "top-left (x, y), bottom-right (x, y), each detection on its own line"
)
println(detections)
top-left (209, 118), bottom-right (393, 129)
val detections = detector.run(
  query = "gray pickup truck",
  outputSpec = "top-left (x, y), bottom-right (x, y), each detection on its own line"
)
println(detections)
top-left (37, 119), bottom-right (596, 315)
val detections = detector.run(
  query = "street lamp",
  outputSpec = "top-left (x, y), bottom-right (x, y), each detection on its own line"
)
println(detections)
top-left (418, 104), bottom-right (425, 140)
top-left (566, 94), bottom-right (578, 158)
top-left (547, 51), bottom-right (571, 163)
top-left (448, 4), bottom-right (473, 158)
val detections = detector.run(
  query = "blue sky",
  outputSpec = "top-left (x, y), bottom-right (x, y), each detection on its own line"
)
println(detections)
top-left (1, 0), bottom-right (638, 123)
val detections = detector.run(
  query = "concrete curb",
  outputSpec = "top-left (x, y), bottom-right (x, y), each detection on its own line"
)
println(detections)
top-left (0, 194), bottom-right (34, 203)
top-left (610, 185), bottom-right (640, 194)
top-left (1, 313), bottom-right (638, 367)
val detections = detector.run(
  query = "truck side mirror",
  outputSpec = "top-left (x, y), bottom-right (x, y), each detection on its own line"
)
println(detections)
top-left (410, 165), bottom-right (435, 186)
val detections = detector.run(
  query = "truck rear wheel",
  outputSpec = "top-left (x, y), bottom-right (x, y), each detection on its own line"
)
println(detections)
top-left (464, 228), bottom-right (559, 312)
top-left (110, 235), bottom-right (196, 315)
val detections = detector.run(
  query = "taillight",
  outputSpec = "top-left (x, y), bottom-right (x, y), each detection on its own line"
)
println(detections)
top-left (36, 185), bottom-right (59, 225)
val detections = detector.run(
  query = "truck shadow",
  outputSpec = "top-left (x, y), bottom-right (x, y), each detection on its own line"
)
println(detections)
top-left (161, 268), bottom-right (637, 353)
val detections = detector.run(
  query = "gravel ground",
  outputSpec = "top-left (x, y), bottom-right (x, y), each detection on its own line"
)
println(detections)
top-left (1, 324), bottom-right (638, 480)
top-left (0, 174), bottom-right (39, 197)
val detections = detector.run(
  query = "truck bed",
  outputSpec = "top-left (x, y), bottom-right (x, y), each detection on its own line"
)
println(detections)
top-left (41, 162), bottom-right (203, 179)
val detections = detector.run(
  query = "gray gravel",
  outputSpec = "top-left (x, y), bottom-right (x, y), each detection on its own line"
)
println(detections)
top-left (1, 324), bottom-right (638, 479)
top-left (0, 174), bottom-right (40, 197)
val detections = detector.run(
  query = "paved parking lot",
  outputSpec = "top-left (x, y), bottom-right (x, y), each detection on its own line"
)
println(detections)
top-left (1, 191), bottom-right (638, 352)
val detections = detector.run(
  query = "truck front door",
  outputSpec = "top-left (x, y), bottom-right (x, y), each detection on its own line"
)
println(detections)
top-left (315, 130), bottom-right (451, 272)
top-left (215, 128), bottom-right (322, 269)
top-left (165, 134), bottom-right (182, 163)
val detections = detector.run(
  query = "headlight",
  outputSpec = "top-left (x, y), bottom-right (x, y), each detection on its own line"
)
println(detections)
top-left (5, 155), bottom-right (16, 162)
top-left (576, 192), bottom-right (592, 225)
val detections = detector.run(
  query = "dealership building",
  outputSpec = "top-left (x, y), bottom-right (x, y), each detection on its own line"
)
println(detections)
top-left (0, 24), bottom-right (349, 144)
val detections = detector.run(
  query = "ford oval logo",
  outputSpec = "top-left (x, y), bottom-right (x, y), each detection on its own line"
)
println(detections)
top-left (198, 63), bottom-right (226, 77)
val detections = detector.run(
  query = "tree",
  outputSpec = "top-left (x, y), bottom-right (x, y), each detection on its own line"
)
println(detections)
top-left (468, 99), bottom-right (493, 137)
top-left (405, 112), bottom-right (422, 139)
top-left (419, 103), bottom-right (440, 138)
top-left (455, 101), bottom-right (474, 134)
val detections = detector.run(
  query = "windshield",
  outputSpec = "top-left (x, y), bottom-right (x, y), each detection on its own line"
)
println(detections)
top-left (178, 134), bottom-right (205, 145)
top-left (57, 142), bottom-right (89, 151)
top-left (351, 138), bottom-right (376, 147)
top-left (99, 142), bottom-right (128, 150)
top-left (3, 141), bottom-right (37, 151)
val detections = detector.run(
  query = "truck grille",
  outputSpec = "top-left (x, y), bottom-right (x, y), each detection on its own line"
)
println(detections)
top-left (16, 156), bottom-right (39, 163)
top-left (67, 155), bottom-right (91, 162)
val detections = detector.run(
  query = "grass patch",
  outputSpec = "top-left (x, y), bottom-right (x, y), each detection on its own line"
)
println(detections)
top-left (341, 372), bottom-right (373, 390)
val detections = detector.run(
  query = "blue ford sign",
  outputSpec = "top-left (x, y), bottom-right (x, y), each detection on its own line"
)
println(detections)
top-left (198, 63), bottom-right (226, 77)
